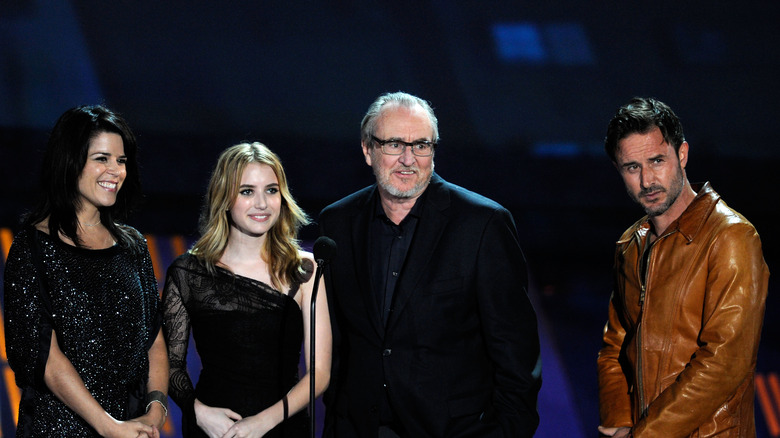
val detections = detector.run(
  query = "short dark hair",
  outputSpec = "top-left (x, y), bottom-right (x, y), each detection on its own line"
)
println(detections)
top-left (24, 105), bottom-right (142, 248)
top-left (604, 97), bottom-right (685, 162)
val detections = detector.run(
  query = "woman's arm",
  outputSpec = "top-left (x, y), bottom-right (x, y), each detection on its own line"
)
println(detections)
top-left (132, 329), bottom-right (169, 429)
top-left (161, 261), bottom-right (197, 412)
top-left (297, 268), bottom-right (333, 411)
top-left (162, 258), bottom-right (242, 437)
top-left (44, 331), bottom-right (157, 438)
top-left (4, 229), bottom-right (58, 392)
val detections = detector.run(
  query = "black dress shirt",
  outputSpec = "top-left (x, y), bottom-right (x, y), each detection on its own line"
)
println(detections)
top-left (369, 193), bottom-right (424, 326)
top-left (368, 191), bottom-right (425, 429)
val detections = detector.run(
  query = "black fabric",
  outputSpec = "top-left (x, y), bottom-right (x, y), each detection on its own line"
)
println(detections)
top-left (320, 173), bottom-right (541, 438)
top-left (3, 226), bottom-right (160, 436)
top-left (162, 253), bottom-right (313, 437)
top-left (368, 194), bottom-right (422, 425)
top-left (369, 193), bottom-right (422, 327)
top-left (27, 231), bottom-right (54, 404)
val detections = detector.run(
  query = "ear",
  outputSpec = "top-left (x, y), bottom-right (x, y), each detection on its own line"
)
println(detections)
top-left (362, 141), bottom-right (373, 167)
top-left (677, 141), bottom-right (689, 169)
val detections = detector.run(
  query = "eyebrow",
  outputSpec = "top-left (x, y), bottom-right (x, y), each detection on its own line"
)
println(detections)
top-left (238, 182), bottom-right (279, 189)
top-left (620, 153), bottom-right (667, 167)
top-left (384, 136), bottom-right (433, 143)
top-left (91, 151), bottom-right (126, 157)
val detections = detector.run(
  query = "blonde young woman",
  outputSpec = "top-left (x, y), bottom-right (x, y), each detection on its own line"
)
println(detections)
top-left (162, 143), bottom-right (331, 438)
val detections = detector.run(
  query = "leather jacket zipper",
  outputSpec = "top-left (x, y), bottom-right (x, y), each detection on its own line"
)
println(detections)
top-left (636, 227), bottom-right (674, 419)
top-left (637, 282), bottom-right (646, 419)
top-left (636, 278), bottom-right (647, 418)
top-left (636, 230), bottom-right (654, 419)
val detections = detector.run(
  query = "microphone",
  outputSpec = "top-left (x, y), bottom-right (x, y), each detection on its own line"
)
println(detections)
top-left (313, 236), bottom-right (337, 266)
top-left (309, 236), bottom-right (337, 438)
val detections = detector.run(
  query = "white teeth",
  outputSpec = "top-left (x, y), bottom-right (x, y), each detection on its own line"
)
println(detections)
top-left (98, 182), bottom-right (117, 189)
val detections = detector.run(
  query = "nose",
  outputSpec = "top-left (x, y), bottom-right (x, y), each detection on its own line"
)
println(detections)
top-left (640, 167), bottom-right (655, 188)
top-left (255, 193), bottom-right (268, 209)
top-left (398, 145), bottom-right (416, 166)
top-left (106, 159), bottom-right (120, 175)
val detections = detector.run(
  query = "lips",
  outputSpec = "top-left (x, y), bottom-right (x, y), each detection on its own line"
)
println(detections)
top-left (249, 214), bottom-right (271, 222)
top-left (640, 186), bottom-right (665, 200)
top-left (394, 168), bottom-right (418, 176)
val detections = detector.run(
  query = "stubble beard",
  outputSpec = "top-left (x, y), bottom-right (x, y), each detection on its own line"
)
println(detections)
top-left (631, 163), bottom-right (685, 217)
top-left (373, 159), bottom-right (434, 200)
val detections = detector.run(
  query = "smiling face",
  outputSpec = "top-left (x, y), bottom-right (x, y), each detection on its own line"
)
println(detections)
top-left (616, 127), bottom-right (688, 219)
top-left (76, 132), bottom-right (127, 213)
top-left (362, 103), bottom-right (435, 202)
top-left (228, 163), bottom-right (281, 239)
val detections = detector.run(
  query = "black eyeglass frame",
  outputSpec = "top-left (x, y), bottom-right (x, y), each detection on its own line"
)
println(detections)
top-left (370, 135), bottom-right (437, 157)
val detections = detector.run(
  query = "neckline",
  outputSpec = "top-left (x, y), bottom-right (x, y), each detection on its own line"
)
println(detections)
top-left (33, 227), bottom-right (119, 255)
top-left (211, 262), bottom-right (301, 307)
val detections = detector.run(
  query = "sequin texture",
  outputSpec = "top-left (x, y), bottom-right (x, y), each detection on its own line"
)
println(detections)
top-left (3, 226), bottom-right (160, 436)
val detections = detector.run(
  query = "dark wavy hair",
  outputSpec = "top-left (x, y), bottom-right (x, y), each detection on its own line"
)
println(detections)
top-left (604, 97), bottom-right (685, 163)
top-left (23, 105), bottom-right (142, 248)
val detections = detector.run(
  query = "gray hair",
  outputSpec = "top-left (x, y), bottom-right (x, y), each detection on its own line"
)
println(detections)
top-left (360, 91), bottom-right (439, 146)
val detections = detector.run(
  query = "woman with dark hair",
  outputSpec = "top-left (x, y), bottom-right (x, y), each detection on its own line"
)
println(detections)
top-left (162, 142), bottom-right (331, 438)
top-left (3, 105), bottom-right (168, 437)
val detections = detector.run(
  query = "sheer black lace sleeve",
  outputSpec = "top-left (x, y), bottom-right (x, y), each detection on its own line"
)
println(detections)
top-left (161, 253), bottom-right (197, 418)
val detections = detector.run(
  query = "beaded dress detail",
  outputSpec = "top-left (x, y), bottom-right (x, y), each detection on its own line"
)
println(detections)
top-left (3, 227), bottom-right (160, 436)
top-left (162, 253), bottom-right (313, 437)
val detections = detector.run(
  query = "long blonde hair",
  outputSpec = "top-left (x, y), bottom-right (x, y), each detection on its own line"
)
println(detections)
top-left (191, 142), bottom-right (310, 289)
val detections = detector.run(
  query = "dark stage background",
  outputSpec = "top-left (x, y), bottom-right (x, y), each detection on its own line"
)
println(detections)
top-left (1, 2), bottom-right (779, 437)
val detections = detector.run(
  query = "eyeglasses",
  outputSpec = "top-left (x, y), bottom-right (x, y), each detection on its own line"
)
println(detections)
top-left (371, 135), bottom-right (437, 157)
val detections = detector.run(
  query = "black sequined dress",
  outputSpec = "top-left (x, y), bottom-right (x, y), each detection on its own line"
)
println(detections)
top-left (3, 227), bottom-right (160, 437)
top-left (162, 253), bottom-right (312, 438)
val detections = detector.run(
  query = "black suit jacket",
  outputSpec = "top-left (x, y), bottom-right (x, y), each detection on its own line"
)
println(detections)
top-left (320, 174), bottom-right (541, 438)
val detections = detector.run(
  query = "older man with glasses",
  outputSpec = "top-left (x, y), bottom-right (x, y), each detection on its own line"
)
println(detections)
top-left (318, 91), bottom-right (542, 438)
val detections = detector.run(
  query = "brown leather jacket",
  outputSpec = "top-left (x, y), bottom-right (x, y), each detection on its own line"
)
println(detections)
top-left (598, 182), bottom-right (770, 437)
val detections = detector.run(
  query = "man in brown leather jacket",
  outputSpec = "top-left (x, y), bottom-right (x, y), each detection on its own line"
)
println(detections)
top-left (597, 97), bottom-right (770, 438)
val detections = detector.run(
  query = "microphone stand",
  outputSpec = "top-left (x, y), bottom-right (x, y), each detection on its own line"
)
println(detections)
top-left (309, 258), bottom-right (324, 438)
top-left (308, 236), bottom-right (335, 438)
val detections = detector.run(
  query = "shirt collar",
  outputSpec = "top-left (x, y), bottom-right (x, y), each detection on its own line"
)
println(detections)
top-left (372, 188), bottom-right (427, 222)
top-left (627, 181), bottom-right (720, 244)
